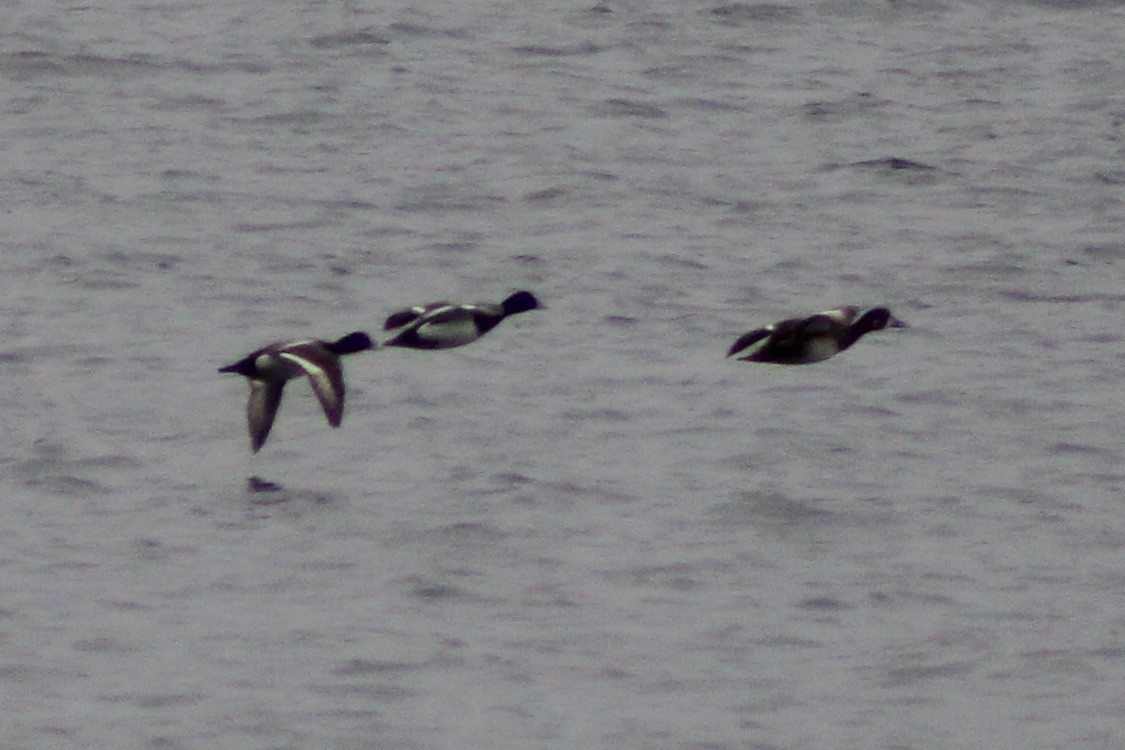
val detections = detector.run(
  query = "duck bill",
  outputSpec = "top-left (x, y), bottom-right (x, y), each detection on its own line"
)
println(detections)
top-left (888, 316), bottom-right (908, 329)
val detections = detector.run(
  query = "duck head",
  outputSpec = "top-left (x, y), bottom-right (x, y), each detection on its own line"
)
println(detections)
top-left (502, 291), bottom-right (541, 316)
top-left (858, 307), bottom-right (908, 332)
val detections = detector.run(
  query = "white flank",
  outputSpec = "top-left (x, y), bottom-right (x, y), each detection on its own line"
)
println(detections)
top-left (803, 338), bottom-right (841, 362)
top-left (417, 316), bottom-right (481, 346)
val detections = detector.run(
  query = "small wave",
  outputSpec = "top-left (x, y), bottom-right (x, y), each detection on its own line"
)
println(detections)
top-left (709, 3), bottom-right (802, 24)
top-left (308, 30), bottom-right (390, 51)
top-left (1045, 442), bottom-right (1119, 459)
top-left (513, 42), bottom-right (604, 57)
top-left (590, 98), bottom-right (668, 119)
top-left (997, 290), bottom-right (1125, 303)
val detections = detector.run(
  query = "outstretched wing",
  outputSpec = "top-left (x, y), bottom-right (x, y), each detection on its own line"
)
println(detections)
top-left (794, 315), bottom-right (841, 338)
top-left (727, 326), bottom-right (773, 358)
top-left (247, 380), bottom-right (285, 452)
top-left (279, 347), bottom-right (345, 428)
top-left (383, 302), bottom-right (450, 331)
top-left (796, 307), bottom-right (856, 337)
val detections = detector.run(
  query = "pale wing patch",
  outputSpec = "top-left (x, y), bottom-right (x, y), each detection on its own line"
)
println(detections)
top-left (385, 302), bottom-right (453, 330)
top-left (279, 351), bottom-right (345, 427)
top-left (254, 340), bottom-right (318, 378)
top-left (253, 352), bottom-right (290, 378)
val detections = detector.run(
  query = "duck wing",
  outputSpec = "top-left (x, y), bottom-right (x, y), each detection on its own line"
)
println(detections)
top-left (727, 326), bottom-right (772, 358)
top-left (799, 307), bottom-right (858, 335)
top-left (278, 345), bottom-right (346, 428)
top-left (383, 302), bottom-right (451, 331)
top-left (247, 379), bottom-right (285, 452)
top-left (730, 314), bottom-right (812, 358)
top-left (795, 313), bottom-right (847, 338)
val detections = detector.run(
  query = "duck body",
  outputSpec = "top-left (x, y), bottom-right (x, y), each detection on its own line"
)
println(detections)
top-left (382, 290), bottom-right (540, 350)
top-left (219, 331), bottom-right (373, 452)
top-left (728, 307), bottom-right (905, 365)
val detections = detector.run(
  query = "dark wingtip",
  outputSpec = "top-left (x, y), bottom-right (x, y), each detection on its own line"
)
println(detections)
top-left (727, 327), bottom-right (768, 358)
top-left (383, 309), bottom-right (417, 330)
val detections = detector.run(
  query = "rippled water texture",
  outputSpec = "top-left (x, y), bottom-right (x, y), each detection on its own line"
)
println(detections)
top-left (1, 1), bottom-right (1123, 748)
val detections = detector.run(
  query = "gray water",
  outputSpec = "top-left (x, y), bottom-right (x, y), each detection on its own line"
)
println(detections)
top-left (2, 1), bottom-right (1123, 748)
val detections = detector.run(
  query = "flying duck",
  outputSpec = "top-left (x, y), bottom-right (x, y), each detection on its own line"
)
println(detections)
top-left (727, 306), bottom-right (906, 364)
top-left (382, 290), bottom-right (541, 349)
top-left (219, 331), bottom-right (374, 452)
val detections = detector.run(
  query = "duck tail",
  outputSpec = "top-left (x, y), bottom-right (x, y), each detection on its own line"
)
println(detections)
top-left (218, 356), bottom-right (255, 376)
